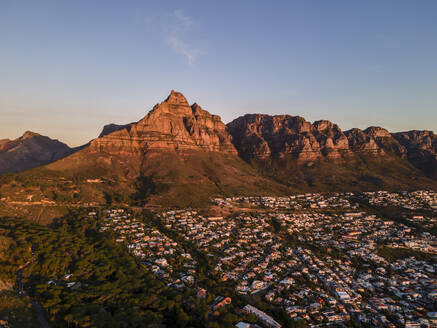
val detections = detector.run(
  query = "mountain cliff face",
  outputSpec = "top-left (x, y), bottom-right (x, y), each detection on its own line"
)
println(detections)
top-left (90, 91), bottom-right (237, 156)
top-left (363, 127), bottom-right (406, 155)
top-left (0, 131), bottom-right (72, 174)
top-left (226, 114), bottom-right (391, 162)
top-left (226, 114), bottom-right (432, 162)
top-left (227, 114), bottom-right (437, 189)
top-left (98, 123), bottom-right (133, 138)
top-left (393, 130), bottom-right (437, 178)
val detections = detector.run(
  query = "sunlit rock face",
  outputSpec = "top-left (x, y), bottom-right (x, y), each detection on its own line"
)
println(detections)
top-left (226, 114), bottom-right (386, 162)
top-left (90, 90), bottom-right (237, 155)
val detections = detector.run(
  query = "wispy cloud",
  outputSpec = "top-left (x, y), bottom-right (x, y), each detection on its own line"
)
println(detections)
top-left (166, 9), bottom-right (202, 66)
top-left (167, 35), bottom-right (200, 66)
top-left (173, 9), bottom-right (192, 29)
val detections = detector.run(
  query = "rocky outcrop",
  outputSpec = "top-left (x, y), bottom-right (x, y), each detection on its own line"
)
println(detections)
top-left (90, 91), bottom-right (237, 155)
top-left (98, 123), bottom-right (133, 138)
top-left (227, 114), bottom-right (436, 163)
top-left (393, 130), bottom-right (437, 178)
top-left (227, 114), bottom-right (381, 162)
top-left (344, 128), bottom-right (382, 154)
top-left (364, 127), bottom-right (406, 155)
top-left (227, 113), bottom-right (437, 181)
top-left (393, 130), bottom-right (437, 153)
top-left (0, 131), bottom-right (72, 174)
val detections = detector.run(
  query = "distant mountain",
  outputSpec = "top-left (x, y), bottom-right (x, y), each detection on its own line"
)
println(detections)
top-left (0, 131), bottom-right (73, 174)
top-left (1, 91), bottom-right (436, 208)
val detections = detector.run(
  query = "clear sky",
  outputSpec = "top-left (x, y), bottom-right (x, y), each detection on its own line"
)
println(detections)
top-left (1, 0), bottom-right (436, 147)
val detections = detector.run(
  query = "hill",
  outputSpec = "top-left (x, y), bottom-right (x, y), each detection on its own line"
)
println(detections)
top-left (0, 131), bottom-right (73, 174)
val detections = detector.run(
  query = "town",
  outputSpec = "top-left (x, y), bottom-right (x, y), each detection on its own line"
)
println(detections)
top-left (91, 191), bottom-right (437, 328)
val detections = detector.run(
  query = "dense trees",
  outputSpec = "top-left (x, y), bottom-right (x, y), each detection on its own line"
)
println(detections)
top-left (0, 213), bottom-right (237, 327)
top-left (130, 176), bottom-right (169, 206)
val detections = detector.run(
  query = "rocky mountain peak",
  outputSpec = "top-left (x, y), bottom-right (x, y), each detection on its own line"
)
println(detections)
top-left (90, 91), bottom-right (237, 155)
top-left (227, 114), bottom-right (352, 161)
top-left (146, 90), bottom-right (193, 117)
top-left (313, 120), bottom-right (336, 132)
top-left (164, 90), bottom-right (190, 106)
top-left (21, 131), bottom-right (41, 139)
top-left (364, 126), bottom-right (392, 138)
top-left (393, 130), bottom-right (437, 152)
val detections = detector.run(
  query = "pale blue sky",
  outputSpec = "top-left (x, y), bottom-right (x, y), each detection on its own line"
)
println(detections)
top-left (1, 0), bottom-right (436, 146)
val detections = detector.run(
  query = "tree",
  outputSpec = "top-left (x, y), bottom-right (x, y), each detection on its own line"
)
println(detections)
top-left (271, 217), bottom-right (282, 233)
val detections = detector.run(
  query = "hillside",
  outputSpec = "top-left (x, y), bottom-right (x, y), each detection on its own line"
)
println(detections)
top-left (0, 131), bottom-right (73, 174)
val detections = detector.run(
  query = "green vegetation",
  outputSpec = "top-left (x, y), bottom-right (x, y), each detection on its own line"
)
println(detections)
top-left (0, 150), bottom-right (292, 210)
top-left (0, 291), bottom-right (42, 328)
top-left (130, 175), bottom-right (169, 206)
top-left (377, 246), bottom-right (436, 263)
top-left (0, 202), bottom-right (70, 225)
top-left (0, 213), bottom-right (241, 327)
top-left (252, 154), bottom-right (437, 193)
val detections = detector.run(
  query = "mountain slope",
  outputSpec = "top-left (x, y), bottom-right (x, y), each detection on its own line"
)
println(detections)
top-left (0, 131), bottom-right (73, 174)
top-left (2, 92), bottom-right (289, 208)
top-left (227, 114), bottom-right (437, 191)
top-left (393, 130), bottom-right (437, 179)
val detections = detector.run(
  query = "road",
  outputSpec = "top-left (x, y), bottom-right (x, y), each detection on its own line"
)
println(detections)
top-left (16, 264), bottom-right (52, 328)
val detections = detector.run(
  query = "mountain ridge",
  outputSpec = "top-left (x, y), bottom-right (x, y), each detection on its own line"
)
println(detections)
top-left (1, 91), bottom-right (436, 208)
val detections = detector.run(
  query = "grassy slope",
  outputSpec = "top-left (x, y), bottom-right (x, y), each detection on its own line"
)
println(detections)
top-left (252, 154), bottom-right (437, 193)
top-left (0, 148), bottom-right (292, 209)
top-left (141, 151), bottom-right (292, 207)
top-left (0, 203), bottom-right (70, 225)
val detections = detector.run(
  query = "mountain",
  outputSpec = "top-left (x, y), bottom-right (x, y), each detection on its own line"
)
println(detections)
top-left (227, 114), bottom-right (351, 161)
top-left (23, 91), bottom-right (288, 208)
top-left (226, 114), bottom-right (407, 161)
top-left (1, 92), bottom-right (436, 210)
top-left (90, 90), bottom-right (237, 156)
top-left (393, 130), bottom-right (437, 178)
top-left (227, 114), bottom-right (437, 191)
top-left (0, 131), bottom-right (73, 174)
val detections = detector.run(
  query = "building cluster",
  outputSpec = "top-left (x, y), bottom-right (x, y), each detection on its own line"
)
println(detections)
top-left (99, 209), bottom-right (196, 286)
top-left (363, 190), bottom-right (437, 210)
top-left (96, 191), bottom-right (436, 328)
top-left (213, 193), bottom-right (356, 210)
